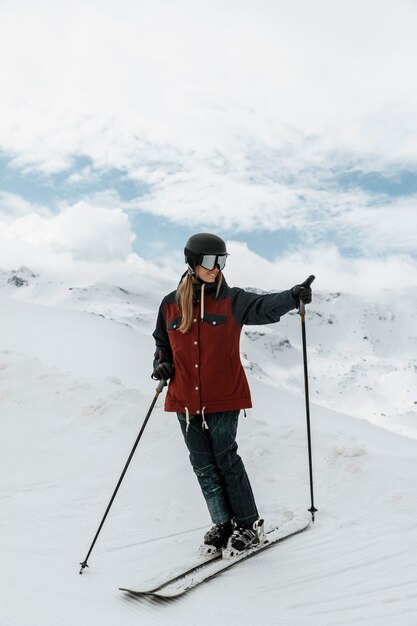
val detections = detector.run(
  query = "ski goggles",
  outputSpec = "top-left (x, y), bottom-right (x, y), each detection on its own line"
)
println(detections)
top-left (199, 254), bottom-right (228, 271)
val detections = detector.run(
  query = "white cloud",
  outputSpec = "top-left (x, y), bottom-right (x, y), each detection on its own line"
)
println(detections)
top-left (1, 0), bottom-right (417, 172)
top-left (131, 170), bottom-right (301, 230)
top-left (0, 202), bottom-right (135, 262)
top-left (332, 196), bottom-right (417, 254)
top-left (128, 174), bottom-right (417, 255)
top-left (0, 0), bottom-right (417, 271)
top-left (0, 191), bottom-right (52, 220)
top-left (2, 206), bottom-right (416, 294)
top-left (224, 241), bottom-right (417, 294)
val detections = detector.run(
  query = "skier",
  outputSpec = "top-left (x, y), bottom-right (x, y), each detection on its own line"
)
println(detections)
top-left (152, 233), bottom-right (312, 556)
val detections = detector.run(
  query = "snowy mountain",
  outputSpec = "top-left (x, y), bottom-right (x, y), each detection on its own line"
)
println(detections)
top-left (1, 265), bottom-right (417, 625)
top-left (2, 266), bottom-right (416, 437)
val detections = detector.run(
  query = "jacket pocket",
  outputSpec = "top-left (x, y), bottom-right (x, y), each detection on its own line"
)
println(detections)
top-left (202, 313), bottom-right (227, 326)
top-left (167, 316), bottom-right (182, 331)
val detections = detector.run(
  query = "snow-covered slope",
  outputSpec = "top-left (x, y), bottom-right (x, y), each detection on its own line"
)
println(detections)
top-left (1, 267), bottom-right (417, 625)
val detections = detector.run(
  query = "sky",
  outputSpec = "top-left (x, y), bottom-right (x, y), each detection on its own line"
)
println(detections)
top-left (1, 0), bottom-right (417, 293)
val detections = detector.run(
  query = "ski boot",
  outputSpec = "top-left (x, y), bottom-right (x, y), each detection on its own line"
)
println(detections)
top-left (223, 518), bottom-right (265, 558)
top-left (199, 520), bottom-right (234, 557)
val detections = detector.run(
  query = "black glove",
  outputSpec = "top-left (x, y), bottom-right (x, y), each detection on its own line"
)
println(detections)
top-left (292, 280), bottom-right (312, 305)
top-left (152, 362), bottom-right (174, 381)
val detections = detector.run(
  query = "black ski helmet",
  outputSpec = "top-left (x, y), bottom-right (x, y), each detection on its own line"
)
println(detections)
top-left (184, 233), bottom-right (228, 269)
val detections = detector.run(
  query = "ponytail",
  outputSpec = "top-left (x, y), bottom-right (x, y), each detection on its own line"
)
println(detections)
top-left (176, 272), bottom-right (196, 333)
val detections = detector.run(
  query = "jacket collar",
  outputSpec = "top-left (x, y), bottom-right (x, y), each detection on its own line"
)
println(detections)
top-left (178, 270), bottom-right (227, 299)
top-left (193, 274), bottom-right (227, 299)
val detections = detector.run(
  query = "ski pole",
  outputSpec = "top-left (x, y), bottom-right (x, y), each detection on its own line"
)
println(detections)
top-left (79, 378), bottom-right (167, 574)
top-left (298, 275), bottom-right (318, 523)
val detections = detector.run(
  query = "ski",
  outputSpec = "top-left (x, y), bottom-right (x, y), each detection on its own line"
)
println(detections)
top-left (120, 513), bottom-right (311, 598)
top-left (119, 549), bottom-right (222, 595)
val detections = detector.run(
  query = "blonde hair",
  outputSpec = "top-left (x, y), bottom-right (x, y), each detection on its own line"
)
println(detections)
top-left (175, 268), bottom-right (223, 333)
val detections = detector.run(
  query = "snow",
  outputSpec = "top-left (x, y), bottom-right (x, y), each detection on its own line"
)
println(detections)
top-left (1, 267), bottom-right (417, 625)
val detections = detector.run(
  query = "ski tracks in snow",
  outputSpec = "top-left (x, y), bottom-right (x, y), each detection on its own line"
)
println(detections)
top-left (1, 307), bottom-right (417, 625)
top-left (281, 522), bottom-right (417, 625)
top-left (274, 450), bottom-right (417, 625)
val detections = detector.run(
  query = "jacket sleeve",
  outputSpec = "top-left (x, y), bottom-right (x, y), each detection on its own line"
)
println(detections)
top-left (231, 287), bottom-right (297, 326)
top-left (152, 303), bottom-right (173, 370)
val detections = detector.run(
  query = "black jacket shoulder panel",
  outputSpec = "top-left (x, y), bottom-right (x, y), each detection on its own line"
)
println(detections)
top-left (160, 289), bottom-right (178, 306)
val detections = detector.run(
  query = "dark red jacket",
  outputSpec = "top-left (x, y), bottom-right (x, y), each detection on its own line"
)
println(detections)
top-left (152, 275), bottom-right (297, 415)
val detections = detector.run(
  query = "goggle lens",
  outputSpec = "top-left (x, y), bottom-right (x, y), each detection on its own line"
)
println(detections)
top-left (200, 254), bottom-right (227, 270)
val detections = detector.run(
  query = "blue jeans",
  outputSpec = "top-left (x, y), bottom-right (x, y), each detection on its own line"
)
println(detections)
top-left (177, 410), bottom-right (259, 527)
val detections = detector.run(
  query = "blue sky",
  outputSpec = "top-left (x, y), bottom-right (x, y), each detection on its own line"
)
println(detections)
top-left (1, 152), bottom-right (415, 262)
top-left (1, 0), bottom-right (417, 291)
top-left (0, 154), bottom-right (303, 260)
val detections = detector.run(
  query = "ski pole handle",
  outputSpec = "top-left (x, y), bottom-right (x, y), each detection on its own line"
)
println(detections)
top-left (299, 275), bottom-right (315, 316)
top-left (155, 379), bottom-right (168, 394)
top-left (303, 275), bottom-right (316, 288)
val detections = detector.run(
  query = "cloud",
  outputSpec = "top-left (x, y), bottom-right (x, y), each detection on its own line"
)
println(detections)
top-left (128, 173), bottom-right (417, 255)
top-left (1, 0), bottom-right (417, 172)
top-left (0, 201), bottom-right (135, 262)
top-left (0, 191), bottom-right (52, 220)
top-left (131, 169), bottom-right (301, 230)
top-left (224, 241), bottom-right (417, 294)
top-left (2, 204), bottom-right (416, 295)
top-left (0, 0), bottom-right (416, 272)
top-left (332, 196), bottom-right (417, 254)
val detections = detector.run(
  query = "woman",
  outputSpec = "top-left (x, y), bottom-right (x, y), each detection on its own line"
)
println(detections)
top-left (152, 233), bottom-right (312, 557)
